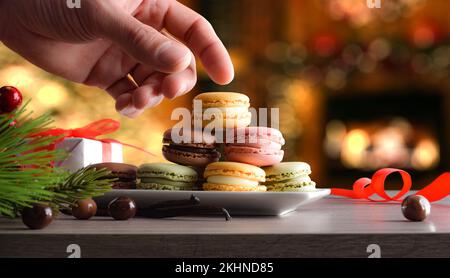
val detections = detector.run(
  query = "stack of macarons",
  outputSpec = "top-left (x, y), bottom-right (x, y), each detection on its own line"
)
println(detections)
top-left (134, 91), bottom-right (316, 192)
top-left (157, 92), bottom-right (281, 192)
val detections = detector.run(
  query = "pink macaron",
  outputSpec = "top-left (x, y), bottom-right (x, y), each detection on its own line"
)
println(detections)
top-left (224, 127), bottom-right (285, 166)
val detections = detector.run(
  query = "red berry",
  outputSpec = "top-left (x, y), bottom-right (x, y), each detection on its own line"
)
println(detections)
top-left (0, 86), bottom-right (23, 113)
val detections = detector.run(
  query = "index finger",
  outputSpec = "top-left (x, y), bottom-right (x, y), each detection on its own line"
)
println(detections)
top-left (162, 0), bottom-right (234, 85)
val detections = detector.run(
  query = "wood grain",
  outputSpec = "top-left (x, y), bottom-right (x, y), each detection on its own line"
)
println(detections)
top-left (1, 194), bottom-right (449, 258)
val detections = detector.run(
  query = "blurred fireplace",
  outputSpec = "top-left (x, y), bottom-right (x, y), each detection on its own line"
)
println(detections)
top-left (324, 90), bottom-right (447, 187)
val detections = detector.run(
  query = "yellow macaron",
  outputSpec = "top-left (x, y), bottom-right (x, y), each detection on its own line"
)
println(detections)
top-left (193, 92), bottom-right (252, 128)
top-left (203, 162), bottom-right (266, 192)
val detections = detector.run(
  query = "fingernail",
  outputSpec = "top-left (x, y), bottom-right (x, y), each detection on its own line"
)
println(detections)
top-left (173, 84), bottom-right (187, 99)
top-left (120, 104), bottom-right (140, 118)
top-left (146, 94), bottom-right (164, 108)
top-left (156, 41), bottom-right (190, 71)
top-left (167, 85), bottom-right (186, 100)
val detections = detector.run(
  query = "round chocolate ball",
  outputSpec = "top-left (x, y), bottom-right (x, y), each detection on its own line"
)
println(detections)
top-left (108, 197), bottom-right (137, 220)
top-left (22, 204), bottom-right (53, 230)
top-left (401, 195), bottom-right (431, 222)
top-left (72, 198), bottom-right (97, 220)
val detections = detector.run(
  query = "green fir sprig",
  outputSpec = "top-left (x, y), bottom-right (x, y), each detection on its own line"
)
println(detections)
top-left (48, 167), bottom-right (115, 210)
top-left (0, 102), bottom-right (64, 217)
top-left (0, 102), bottom-right (113, 217)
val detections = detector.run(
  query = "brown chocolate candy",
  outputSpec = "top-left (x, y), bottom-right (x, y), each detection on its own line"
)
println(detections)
top-left (401, 195), bottom-right (431, 222)
top-left (22, 204), bottom-right (53, 230)
top-left (72, 198), bottom-right (97, 220)
top-left (108, 196), bottom-right (137, 220)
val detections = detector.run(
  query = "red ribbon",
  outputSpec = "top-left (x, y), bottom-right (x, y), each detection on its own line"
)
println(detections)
top-left (331, 168), bottom-right (450, 202)
top-left (29, 119), bottom-right (155, 156)
top-left (102, 143), bottom-right (112, 161)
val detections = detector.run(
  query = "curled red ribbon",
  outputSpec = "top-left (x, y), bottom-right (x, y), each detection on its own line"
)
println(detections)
top-left (29, 119), bottom-right (155, 156)
top-left (331, 168), bottom-right (450, 203)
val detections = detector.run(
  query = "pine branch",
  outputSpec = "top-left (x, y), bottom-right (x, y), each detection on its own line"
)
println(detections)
top-left (0, 102), bottom-right (114, 217)
top-left (0, 102), bottom-right (64, 217)
top-left (48, 167), bottom-right (115, 209)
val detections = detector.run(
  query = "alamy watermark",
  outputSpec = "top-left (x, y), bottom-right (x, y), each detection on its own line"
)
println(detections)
top-left (367, 244), bottom-right (381, 258)
top-left (67, 0), bottom-right (81, 9)
top-left (367, 0), bottom-right (381, 9)
top-left (66, 243), bottom-right (81, 258)
top-left (170, 100), bottom-right (280, 144)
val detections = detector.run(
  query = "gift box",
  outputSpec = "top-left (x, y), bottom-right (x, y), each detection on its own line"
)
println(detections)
top-left (55, 138), bottom-right (123, 172)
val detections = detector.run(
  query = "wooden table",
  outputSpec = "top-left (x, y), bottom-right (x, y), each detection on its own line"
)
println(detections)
top-left (1, 193), bottom-right (449, 258)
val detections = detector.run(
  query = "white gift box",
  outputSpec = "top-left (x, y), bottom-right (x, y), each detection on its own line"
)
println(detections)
top-left (55, 138), bottom-right (123, 172)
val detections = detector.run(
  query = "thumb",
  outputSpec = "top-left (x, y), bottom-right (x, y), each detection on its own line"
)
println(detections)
top-left (96, 9), bottom-right (191, 73)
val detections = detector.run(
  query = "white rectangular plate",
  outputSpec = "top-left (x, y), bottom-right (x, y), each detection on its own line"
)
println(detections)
top-left (95, 189), bottom-right (330, 216)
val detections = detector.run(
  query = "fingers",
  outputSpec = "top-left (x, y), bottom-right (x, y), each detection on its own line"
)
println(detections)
top-left (131, 72), bottom-right (165, 110)
top-left (106, 75), bottom-right (138, 101)
top-left (162, 0), bottom-right (234, 84)
top-left (108, 53), bottom-right (196, 118)
top-left (84, 45), bottom-right (137, 88)
top-left (115, 73), bottom-right (165, 118)
top-left (130, 52), bottom-right (196, 100)
top-left (115, 93), bottom-right (136, 118)
top-left (160, 52), bottom-right (197, 99)
top-left (96, 5), bottom-right (191, 74)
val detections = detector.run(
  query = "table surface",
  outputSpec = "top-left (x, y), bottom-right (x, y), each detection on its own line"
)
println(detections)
top-left (1, 192), bottom-right (449, 258)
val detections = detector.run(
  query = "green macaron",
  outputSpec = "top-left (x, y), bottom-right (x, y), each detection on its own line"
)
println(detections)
top-left (137, 163), bottom-right (198, 190)
top-left (263, 162), bottom-right (316, 192)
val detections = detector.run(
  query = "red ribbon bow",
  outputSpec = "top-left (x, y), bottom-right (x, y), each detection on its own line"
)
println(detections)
top-left (331, 168), bottom-right (450, 202)
top-left (30, 119), bottom-right (154, 156)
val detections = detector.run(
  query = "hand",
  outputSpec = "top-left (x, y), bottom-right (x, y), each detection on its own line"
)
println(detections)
top-left (0, 0), bottom-right (234, 117)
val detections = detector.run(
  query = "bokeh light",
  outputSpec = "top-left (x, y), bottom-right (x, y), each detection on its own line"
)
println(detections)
top-left (0, 66), bottom-right (35, 88)
top-left (36, 82), bottom-right (69, 108)
top-left (412, 139), bottom-right (440, 170)
top-left (341, 129), bottom-right (370, 168)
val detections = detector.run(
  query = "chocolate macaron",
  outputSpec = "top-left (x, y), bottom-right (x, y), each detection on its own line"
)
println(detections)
top-left (89, 162), bottom-right (137, 189)
top-left (162, 128), bottom-right (221, 168)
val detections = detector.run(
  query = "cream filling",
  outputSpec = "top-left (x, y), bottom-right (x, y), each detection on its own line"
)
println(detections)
top-left (265, 175), bottom-right (312, 185)
top-left (203, 107), bottom-right (249, 114)
top-left (287, 176), bottom-right (312, 183)
top-left (207, 175), bottom-right (259, 187)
